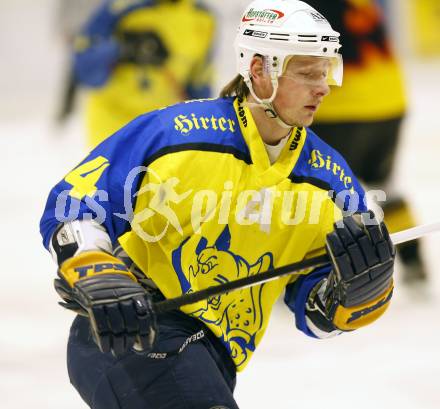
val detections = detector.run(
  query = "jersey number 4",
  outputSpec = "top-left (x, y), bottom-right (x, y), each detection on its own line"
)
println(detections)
top-left (65, 156), bottom-right (110, 200)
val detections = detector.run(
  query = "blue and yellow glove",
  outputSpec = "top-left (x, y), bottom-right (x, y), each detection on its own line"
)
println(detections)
top-left (324, 212), bottom-right (395, 331)
top-left (55, 251), bottom-right (157, 357)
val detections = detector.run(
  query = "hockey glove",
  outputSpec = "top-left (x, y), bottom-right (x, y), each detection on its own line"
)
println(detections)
top-left (324, 212), bottom-right (395, 331)
top-left (56, 251), bottom-right (157, 357)
top-left (73, 0), bottom-right (154, 87)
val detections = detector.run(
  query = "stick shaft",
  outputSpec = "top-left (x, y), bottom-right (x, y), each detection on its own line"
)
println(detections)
top-left (154, 254), bottom-right (329, 313)
top-left (390, 221), bottom-right (440, 245)
top-left (155, 221), bottom-right (440, 314)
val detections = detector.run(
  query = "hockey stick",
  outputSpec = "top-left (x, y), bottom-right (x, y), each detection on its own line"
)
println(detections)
top-left (154, 253), bottom-right (329, 313)
top-left (154, 221), bottom-right (440, 313)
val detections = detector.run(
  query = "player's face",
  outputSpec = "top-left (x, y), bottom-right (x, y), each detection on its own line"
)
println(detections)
top-left (273, 56), bottom-right (331, 127)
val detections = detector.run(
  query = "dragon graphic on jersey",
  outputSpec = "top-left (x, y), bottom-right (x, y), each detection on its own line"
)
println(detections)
top-left (171, 226), bottom-right (273, 367)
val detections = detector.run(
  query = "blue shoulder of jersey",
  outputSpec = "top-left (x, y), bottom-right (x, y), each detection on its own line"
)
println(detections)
top-left (154, 98), bottom-right (250, 162)
top-left (290, 127), bottom-right (367, 213)
top-left (40, 98), bottom-right (249, 249)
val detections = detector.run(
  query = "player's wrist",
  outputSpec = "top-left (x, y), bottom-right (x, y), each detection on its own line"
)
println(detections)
top-left (49, 220), bottom-right (113, 266)
top-left (304, 277), bottom-right (342, 337)
top-left (59, 250), bottom-right (137, 288)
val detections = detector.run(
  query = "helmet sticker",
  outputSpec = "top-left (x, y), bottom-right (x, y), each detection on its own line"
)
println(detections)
top-left (262, 56), bottom-right (271, 75)
top-left (321, 36), bottom-right (339, 42)
top-left (242, 8), bottom-right (285, 24)
top-left (309, 11), bottom-right (328, 24)
top-left (243, 29), bottom-right (268, 39)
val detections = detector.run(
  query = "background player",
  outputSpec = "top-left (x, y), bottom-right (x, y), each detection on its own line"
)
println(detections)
top-left (307, 0), bottom-right (427, 284)
top-left (72, 0), bottom-right (216, 148)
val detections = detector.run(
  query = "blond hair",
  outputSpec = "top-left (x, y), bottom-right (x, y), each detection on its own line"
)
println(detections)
top-left (219, 74), bottom-right (250, 99)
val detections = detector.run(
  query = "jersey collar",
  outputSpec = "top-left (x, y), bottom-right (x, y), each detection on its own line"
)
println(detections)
top-left (233, 96), bottom-right (307, 185)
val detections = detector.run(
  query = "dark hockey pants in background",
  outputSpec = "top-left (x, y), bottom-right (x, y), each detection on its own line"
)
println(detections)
top-left (67, 312), bottom-right (238, 409)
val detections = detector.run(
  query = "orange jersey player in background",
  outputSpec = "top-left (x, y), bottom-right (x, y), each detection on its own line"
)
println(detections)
top-left (308, 0), bottom-right (427, 285)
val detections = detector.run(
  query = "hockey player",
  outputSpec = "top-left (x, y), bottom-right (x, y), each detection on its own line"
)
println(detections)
top-left (73, 0), bottom-right (216, 147)
top-left (40, 1), bottom-right (396, 408)
top-left (55, 0), bottom-right (101, 123)
top-left (307, 0), bottom-right (427, 284)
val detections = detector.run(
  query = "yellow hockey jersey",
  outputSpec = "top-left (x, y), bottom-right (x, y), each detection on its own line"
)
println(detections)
top-left (41, 97), bottom-right (367, 370)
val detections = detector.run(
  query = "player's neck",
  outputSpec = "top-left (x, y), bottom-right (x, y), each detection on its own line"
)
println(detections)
top-left (247, 96), bottom-right (292, 146)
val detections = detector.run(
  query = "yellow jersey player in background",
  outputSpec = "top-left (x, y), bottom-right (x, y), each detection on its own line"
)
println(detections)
top-left (73, 0), bottom-right (216, 148)
top-left (40, 1), bottom-right (396, 408)
top-left (307, 0), bottom-right (427, 285)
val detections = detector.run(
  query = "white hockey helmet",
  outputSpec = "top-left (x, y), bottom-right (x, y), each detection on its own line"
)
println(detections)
top-left (233, 0), bottom-right (343, 128)
top-left (235, 0), bottom-right (343, 87)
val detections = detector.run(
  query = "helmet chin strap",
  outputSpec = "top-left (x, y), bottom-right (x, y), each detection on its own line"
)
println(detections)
top-left (244, 76), bottom-right (293, 130)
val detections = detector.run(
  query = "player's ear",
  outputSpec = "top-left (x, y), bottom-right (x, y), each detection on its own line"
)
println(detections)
top-left (249, 55), bottom-right (267, 82)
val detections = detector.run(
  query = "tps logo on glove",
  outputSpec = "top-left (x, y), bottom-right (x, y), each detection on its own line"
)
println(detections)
top-left (74, 262), bottom-right (128, 278)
